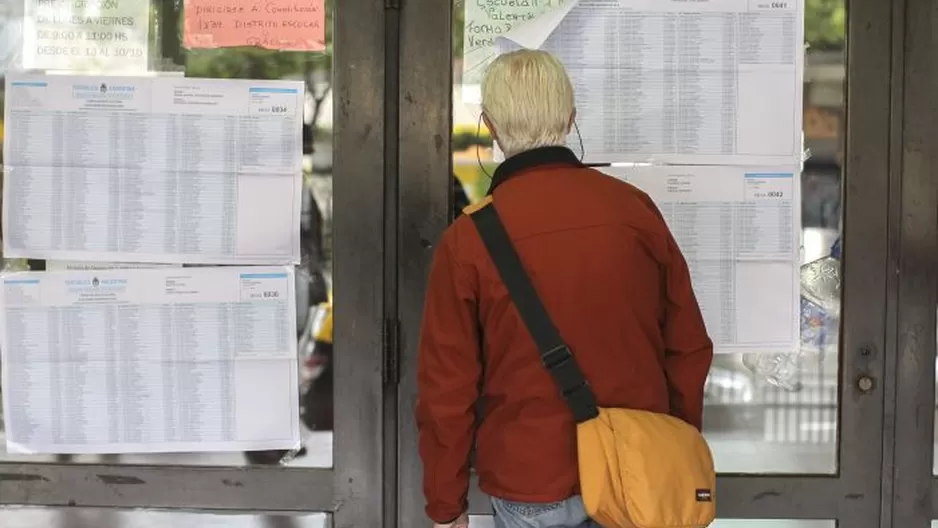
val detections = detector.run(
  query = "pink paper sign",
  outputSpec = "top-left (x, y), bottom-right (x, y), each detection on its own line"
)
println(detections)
top-left (185, 0), bottom-right (325, 51)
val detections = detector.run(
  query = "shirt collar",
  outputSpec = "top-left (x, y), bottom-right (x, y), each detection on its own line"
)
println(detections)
top-left (487, 146), bottom-right (584, 195)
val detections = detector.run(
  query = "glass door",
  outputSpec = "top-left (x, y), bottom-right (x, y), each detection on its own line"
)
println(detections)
top-left (0, 0), bottom-right (389, 526)
top-left (395, 0), bottom-right (898, 526)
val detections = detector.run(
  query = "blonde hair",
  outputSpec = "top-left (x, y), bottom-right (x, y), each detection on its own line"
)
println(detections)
top-left (481, 49), bottom-right (575, 157)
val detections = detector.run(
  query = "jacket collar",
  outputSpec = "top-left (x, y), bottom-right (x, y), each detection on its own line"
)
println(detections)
top-left (487, 146), bottom-right (584, 195)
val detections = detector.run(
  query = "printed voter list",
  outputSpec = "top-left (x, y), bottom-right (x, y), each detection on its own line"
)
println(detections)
top-left (495, 0), bottom-right (805, 166)
top-left (0, 266), bottom-right (300, 454)
top-left (604, 165), bottom-right (801, 355)
top-left (2, 74), bottom-right (304, 265)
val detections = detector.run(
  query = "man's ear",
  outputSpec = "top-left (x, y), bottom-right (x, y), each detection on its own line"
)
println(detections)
top-left (482, 113), bottom-right (499, 144)
top-left (567, 109), bottom-right (576, 134)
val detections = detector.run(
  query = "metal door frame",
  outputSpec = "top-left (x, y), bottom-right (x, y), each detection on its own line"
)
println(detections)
top-left (890, 0), bottom-right (938, 526)
top-left (0, 0), bottom-right (390, 525)
top-left (394, 0), bottom-right (905, 525)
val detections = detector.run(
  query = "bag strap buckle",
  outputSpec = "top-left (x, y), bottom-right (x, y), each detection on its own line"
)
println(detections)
top-left (542, 345), bottom-right (599, 423)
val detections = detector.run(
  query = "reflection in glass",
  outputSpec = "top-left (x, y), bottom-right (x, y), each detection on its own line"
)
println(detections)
top-left (451, 0), bottom-right (845, 474)
top-left (705, 351), bottom-right (837, 474)
top-left (0, 507), bottom-right (329, 528)
top-left (0, 1), bottom-right (336, 468)
top-left (705, 223), bottom-right (840, 474)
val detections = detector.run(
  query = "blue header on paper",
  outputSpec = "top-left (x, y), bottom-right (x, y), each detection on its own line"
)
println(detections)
top-left (744, 173), bottom-right (794, 178)
top-left (240, 273), bottom-right (289, 279)
top-left (4, 279), bottom-right (39, 284)
top-left (64, 278), bottom-right (127, 286)
top-left (249, 87), bottom-right (298, 94)
top-left (11, 81), bottom-right (47, 87)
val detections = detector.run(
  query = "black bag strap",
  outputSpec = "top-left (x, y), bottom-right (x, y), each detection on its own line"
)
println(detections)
top-left (470, 204), bottom-right (599, 423)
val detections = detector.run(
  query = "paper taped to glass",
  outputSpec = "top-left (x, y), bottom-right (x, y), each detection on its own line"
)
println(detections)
top-left (2, 73), bottom-right (304, 265)
top-left (493, 0), bottom-right (577, 51)
top-left (493, 0), bottom-right (805, 167)
top-left (0, 266), bottom-right (301, 454)
top-left (603, 164), bottom-right (801, 354)
top-left (461, 0), bottom-right (571, 91)
top-left (184, 0), bottom-right (325, 52)
top-left (22, 0), bottom-right (150, 73)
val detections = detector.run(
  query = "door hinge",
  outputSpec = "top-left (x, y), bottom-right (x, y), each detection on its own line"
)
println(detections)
top-left (382, 317), bottom-right (401, 386)
top-left (385, 0), bottom-right (401, 10)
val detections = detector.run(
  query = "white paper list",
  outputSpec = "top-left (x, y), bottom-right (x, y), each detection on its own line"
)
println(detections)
top-left (604, 165), bottom-right (801, 353)
top-left (498, 0), bottom-right (804, 166)
top-left (0, 266), bottom-right (300, 454)
top-left (2, 74), bottom-right (303, 265)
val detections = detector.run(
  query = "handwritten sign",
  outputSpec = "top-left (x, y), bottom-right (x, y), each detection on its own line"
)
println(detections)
top-left (184, 0), bottom-right (325, 51)
top-left (23, 0), bottom-right (150, 72)
top-left (462, 0), bottom-right (565, 86)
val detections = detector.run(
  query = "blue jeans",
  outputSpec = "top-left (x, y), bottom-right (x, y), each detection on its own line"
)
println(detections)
top-left (491, 495), bottom-right (600, 528)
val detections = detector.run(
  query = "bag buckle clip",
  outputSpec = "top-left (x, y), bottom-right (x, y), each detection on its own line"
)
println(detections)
top-left (542, 345), bottom-right (599, 423)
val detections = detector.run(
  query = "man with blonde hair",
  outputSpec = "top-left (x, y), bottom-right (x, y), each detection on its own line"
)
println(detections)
top-left (416, 50), bottom-right (712, 528)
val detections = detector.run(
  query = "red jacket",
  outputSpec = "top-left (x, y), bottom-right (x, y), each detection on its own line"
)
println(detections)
top-left (416, 146), bottom-right (713, 523)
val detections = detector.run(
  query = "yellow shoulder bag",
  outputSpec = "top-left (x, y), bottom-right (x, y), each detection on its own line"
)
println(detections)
top-left (470, 203), bottom-right (716, 528)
